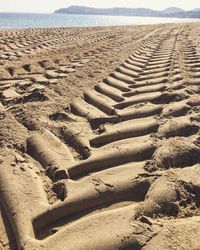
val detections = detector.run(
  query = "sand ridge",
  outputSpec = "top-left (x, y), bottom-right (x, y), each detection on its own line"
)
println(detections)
top-left (0, 23), bottom-right (200, 249)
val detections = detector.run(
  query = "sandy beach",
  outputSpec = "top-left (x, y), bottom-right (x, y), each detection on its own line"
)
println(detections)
top-left (0, 23), bottom-right (200, 249)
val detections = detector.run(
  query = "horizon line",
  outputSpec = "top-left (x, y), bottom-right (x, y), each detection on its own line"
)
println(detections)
top-left (0, 5), bottom-right (199, 14)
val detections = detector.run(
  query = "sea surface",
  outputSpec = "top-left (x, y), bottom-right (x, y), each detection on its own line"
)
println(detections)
top-left (0, 12), bottom-right (199, 29)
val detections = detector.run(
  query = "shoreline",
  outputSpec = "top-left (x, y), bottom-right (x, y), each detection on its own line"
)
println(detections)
top-left (0, 19), bottom-right (200, 31)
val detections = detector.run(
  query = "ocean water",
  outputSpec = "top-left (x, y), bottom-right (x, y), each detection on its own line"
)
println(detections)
top-left (0, 12), bottom-right (199, 29)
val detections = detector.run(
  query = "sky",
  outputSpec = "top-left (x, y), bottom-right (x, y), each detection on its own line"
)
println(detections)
top-left (0, 0), bottom-right (199, 13)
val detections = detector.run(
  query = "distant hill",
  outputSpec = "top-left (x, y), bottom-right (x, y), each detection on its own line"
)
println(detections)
top-left (191, 8), bottom-right (200, 12)
top-left (169, 10), bottom-right (200, 18)
top-left (55, 5), bottom-right (200, 19)
top-left (162, 7), bottom-right (184, 14)
top-left (54, 6), bottom-right (166, 17)
top-left (189, 11), bottom-right (200, 18)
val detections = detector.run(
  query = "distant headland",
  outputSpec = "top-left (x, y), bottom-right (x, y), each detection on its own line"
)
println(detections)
top-left (54, 6), bottom-right (200, 18)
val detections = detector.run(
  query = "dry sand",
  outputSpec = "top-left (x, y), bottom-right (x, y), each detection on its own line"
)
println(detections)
top-left (0, 23), bottom-right (200, 249)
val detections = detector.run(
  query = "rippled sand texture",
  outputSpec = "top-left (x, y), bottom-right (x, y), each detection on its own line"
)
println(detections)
top-left (0, 23), bottom-right (200, 250)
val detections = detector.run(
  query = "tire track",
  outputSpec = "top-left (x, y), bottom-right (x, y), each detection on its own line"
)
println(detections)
top-left (0, 27), bottom-right (154, 108)
top-left (0, 24), bottom-right (200, 250)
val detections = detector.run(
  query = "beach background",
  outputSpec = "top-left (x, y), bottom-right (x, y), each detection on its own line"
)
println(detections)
top-left (0, 1), bottom-right (200, 250)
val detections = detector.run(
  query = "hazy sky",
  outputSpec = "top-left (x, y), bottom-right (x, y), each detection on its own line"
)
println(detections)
top-left (0, 0), bottom-right (200, 13)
